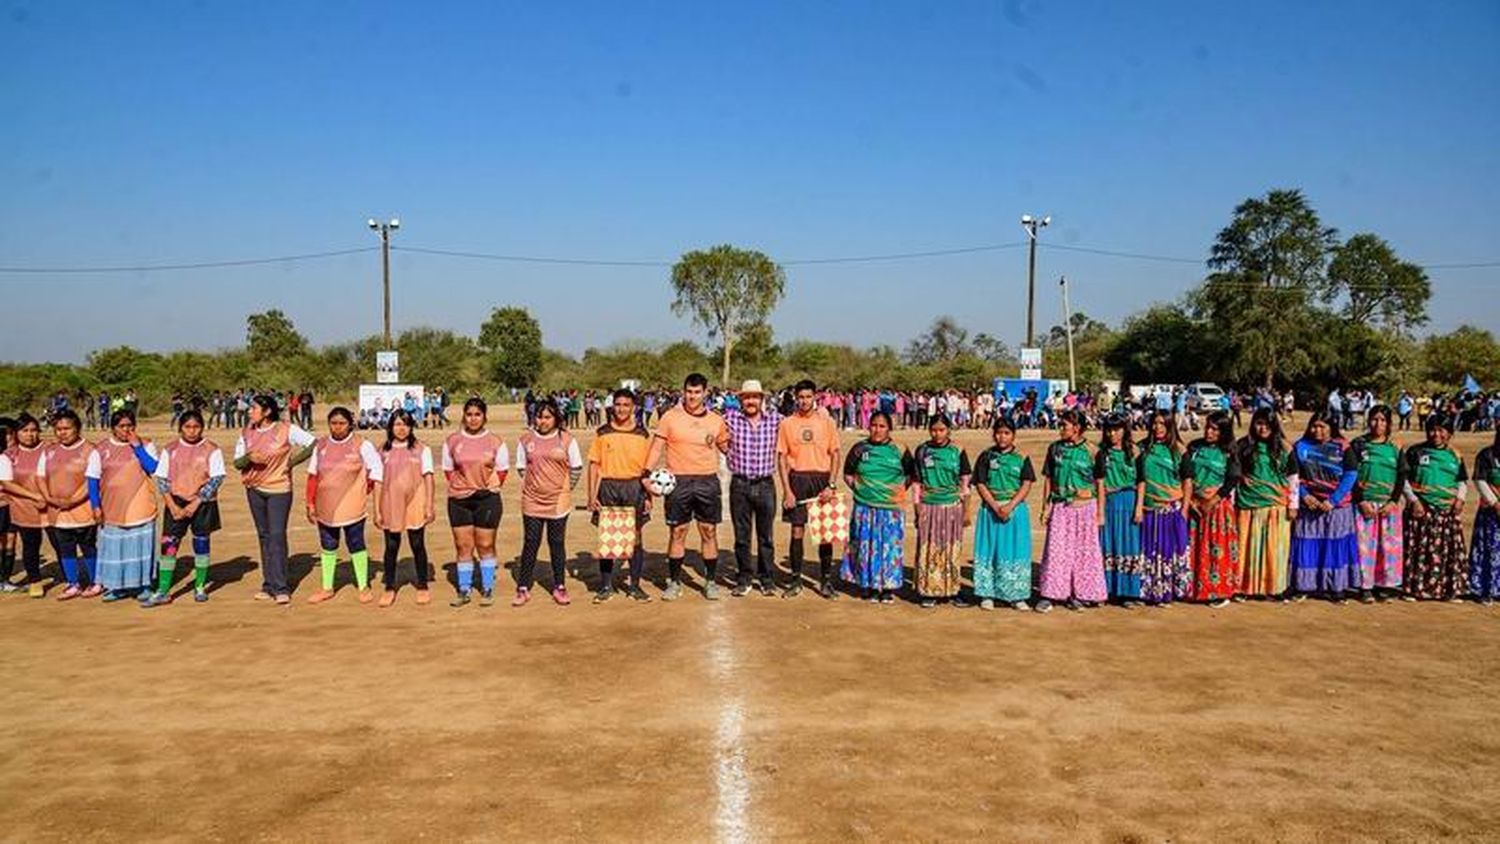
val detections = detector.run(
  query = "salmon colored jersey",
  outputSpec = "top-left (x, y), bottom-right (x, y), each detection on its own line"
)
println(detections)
top-left (92, 439), bottom-right (158, 528)
top-left (777, 410), bottom-right (839, 474)
top-left (240, 422), bottom-right (293, 493)
top-left (654, 405), bottom-right (728, 476)
top-left (379, 444), bottom-right (433, 531)
top-left (442, 430), bottom-right (508, 498)
top-left (4, 444), bottom-right (46, 528)
top-left (518, 430), bottom-right (581, 519)
top-left (41, 440), bottom-right (95, 528)
top-left (160, 438), bottom-right (224, 501)
top-left (309, 435), bottom-right (381, 527)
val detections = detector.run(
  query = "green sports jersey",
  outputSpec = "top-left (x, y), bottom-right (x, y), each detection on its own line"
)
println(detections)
top-left (1402, 443), bottom-right (1467, 511)
top-left (1043, 439), bottom-right (1097, 503)
top-left (843, 439), bottom-right (912, 510)
top-left (973, 446), bottom-right (1036, 499)
top-left (1136, 441), bottom-right (1184, 510)
top-left (1234, 441), bottom-right (1295, 510)
top-left (912, 441), bottom-right (971, 506)
top-left (1351, 435), bottom-right (1402, 504)
top-left (1184, 440), bottom-right (1237, 493)
top-left (1095, 445), bottom-right (1136, 492)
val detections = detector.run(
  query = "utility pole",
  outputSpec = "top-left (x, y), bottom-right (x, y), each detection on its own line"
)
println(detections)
top-left (1060, 275), bottom-right (1077, 389)
top-left (1020, 214), bottom-right (1051, 348)
top-left (367, 217), bottom-right (401, 346)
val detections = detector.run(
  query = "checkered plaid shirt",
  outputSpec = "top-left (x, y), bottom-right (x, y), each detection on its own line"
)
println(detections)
top-left (724, 407), bottom-right (781, 478)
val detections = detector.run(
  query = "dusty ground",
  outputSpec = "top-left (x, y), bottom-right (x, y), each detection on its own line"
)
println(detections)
top-left (3, 407), bottom-right (1497, 842)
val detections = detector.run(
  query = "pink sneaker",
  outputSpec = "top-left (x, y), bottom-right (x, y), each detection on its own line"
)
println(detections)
top-left (511, 588), bottom-right (530, 607)
top-left (56, 585), bottom-right (82, 601)
top-left (551, 586), bottom-right (571, 606)
top-left (80, 584), bottom-right (104, 599)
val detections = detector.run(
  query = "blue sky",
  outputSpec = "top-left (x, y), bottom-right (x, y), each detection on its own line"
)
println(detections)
top-left (2, 0), bottom-right (1497, 364)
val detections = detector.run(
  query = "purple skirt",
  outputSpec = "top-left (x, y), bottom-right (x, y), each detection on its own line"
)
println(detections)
top-left (1140, 504), bottom-right (1191, 603)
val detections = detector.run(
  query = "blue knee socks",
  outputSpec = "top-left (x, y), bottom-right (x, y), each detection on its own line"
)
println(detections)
top-left (479, 557), bottom-right (497, 592)
top-left (457, 562), bottom-right (475, 593)
top-left (61, 556), bottom-right (79, 585)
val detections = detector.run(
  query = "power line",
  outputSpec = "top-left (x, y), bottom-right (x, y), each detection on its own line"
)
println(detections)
top-left (393, 245), bottom-right (670, 267)
top-left (1039, 242), bottom-right (1203, 265)
top-left (782, 242), bottom-right (1027, 265)
top-left (0, 247), bottom-right (379, 274)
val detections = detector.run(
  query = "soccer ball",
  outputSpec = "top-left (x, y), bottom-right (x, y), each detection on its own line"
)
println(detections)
top-left (648, 469), bottom-right (677, 497)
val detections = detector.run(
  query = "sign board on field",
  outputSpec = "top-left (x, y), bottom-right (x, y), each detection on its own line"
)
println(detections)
top-left (1019, 347), bottom-right (1042, 380)
top-left (375, 350), bottom-right (400, 384)
top-left (357, 384), bottom-right (426, 414)
top-left (620, 379), bottom-right (641, 392)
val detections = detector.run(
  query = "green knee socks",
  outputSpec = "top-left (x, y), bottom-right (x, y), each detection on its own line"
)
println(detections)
top-left (351, 550), bottom-right (370, 590)
top-left (157, 555), bottom-right (176, 594)
top-left (193, 557), bottom-right (210, 591)
top-left (320, 550), bottom-right (337, 590)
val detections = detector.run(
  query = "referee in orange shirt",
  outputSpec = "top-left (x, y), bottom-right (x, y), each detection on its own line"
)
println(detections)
top-left (777, 379), bottom-right (843, 599)
top-left (644, 373), bottom-right (730, 600)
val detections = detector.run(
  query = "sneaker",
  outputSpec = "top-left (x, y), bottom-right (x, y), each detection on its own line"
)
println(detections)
top-left (551, 586), bottom-right (571, 606)
top-left (878, 591), bottom-right (895, 604)
top-left (1122, 600), bottom-right (1142, 609)
top-left (141, 592), bottom-right (172, 608)
top-left (1399, 594), bottom-right (1417, 602)
top-left (1230, 595), bottom-right (1247, 603)
top-left (1208, 598), bottom-right (1230, 608)
top-left (28, 582), bottom-right (45, 599)
top-left (782, 582), bottom-right (803, 599)
top-left (306, 589), bottom-right (336, 605)
top-left (979, 598), bottom-right (995, 610)
top-left (1482, 597), bottom-right (1495, 607)
top-left (378, 591), bottom-right (396, 608)
top-left (730, 583), bottom-right (750, 598)
top-left (920, 598), bottom-right (937, 609)
top-left (56, 584), bottom-right (82, 601)
top-left (450, 591), bottom-right (471, 608)
top-left (593, 586), bottom-right (615, 604)
top-left (81, 584), bottom-right (104, 599)
top-left (861, 589), bottom-right (876, 603)
top-left (1290, 593), bottom-right (1308, 603)
top-left (1009, 600), bottom-right (1029, 611)
top-left (1359, 590), bottom-right (1376, 605)
top-left (274, 593), bottom-right (291, 606)
top-left (703, 581), bottom-right (721, 601)
top-left (817, 581), bottom-right (839, 601)
top-left (479, 589), bottom-right (495, 607)
top-left (1033, 599), bottom-right (1053, 614)
top-left (1065, 598), bottom-right (1083, 612)
top-left (102, 590), bottom-right (129, 603)
top-left (252, 591), bottom-right (273, 601)
top-left (0, 582), bottom-right (24, 594)
top-left (194, 588), bottom-right (209, 603)
top-left (757, 583), bottom-right (776, 597)
top-left (512, 588), bottom-right (531, 607)
top-left (952, 596), bottom-right (971, 609)
top-left (661, 581), bottom-right (683, 602)
top-left (626, 585), bottom-right (652, 602)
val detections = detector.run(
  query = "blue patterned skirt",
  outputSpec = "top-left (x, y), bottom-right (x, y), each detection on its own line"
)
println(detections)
top-left (96, 522), bottom-right (156, 591)
top-left (973, 501), bottom-right (1032, 601)
top-left (1101, 489), bottom-right (1143, 599)
top-left (842, 503), bottom-right (905, 590)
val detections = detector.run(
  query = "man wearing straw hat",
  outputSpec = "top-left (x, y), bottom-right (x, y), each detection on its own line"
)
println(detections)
top-left (724, 379), bottom-right (782, 597)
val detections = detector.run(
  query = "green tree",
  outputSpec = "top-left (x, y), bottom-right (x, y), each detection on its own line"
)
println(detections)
top-left (396, 327), bottom-right (481, 391)
top-left (904, 316), bottom-right (971, 364)
top-left (1326, 233), bottom-right (1430, 332)
top-left (1194, 189), bottom-right (1338, 387)
top-left (670, 245), bottom-right (786, 384)
top-left (1422, 325), bottom-right (1500, 389)
top-left (1104, 305), bottom-right (1204, 387)
top-left (971, 332), bottom-right (1015, 365)
top-left (87, 346), bottom-right (164, 388)
top-left (477, 306), bottom-right (543, 389)
top-left (245, 309), bottom-right (309, 359)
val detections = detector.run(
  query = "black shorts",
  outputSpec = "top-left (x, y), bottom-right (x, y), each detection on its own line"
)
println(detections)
top-left (665, 475), bottom-right (722, 527)
top-left (0, 505), bottom-right (9, 535)
top-left (592, 477), bottom-right (651, 526)
top-left (161, 497), bottom-right (222, 539)
top-left (447, 491), bottom-right (502, 529)
top-left (783, 471), bottom-right (832, 526)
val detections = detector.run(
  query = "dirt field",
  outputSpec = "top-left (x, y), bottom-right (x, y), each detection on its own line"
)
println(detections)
top-left (3, 407), bottom-right (1497, 842)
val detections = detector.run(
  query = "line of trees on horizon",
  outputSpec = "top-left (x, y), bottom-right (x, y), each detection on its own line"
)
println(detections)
top-left (1, 189), bottom-right (1496, 415)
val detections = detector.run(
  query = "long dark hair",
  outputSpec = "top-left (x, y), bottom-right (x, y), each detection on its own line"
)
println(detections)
top-left (1099, 413), bottom-right (1134, 460)
top-left (1200, 410), bottom-right (1234, 453)
top-left (1236, 407), bottom-right (1285, 474)
top-left (463, 397), bottom-right (487, 416)
top-left (1139, 409), bottom-right (1180, 453)
top-left (251, 394), bottom-right (280, 423)
top-left (384, 409), bottom-right (418, 451)
top-left (1365, 404), bottom-right (1394, 440)
top-left (176, 409), bottom-right (204, 431)
top-left (1301, 410), bottom-right (1343, 442)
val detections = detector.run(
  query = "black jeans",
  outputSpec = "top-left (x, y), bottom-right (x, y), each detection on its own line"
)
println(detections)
top-left (247, 489), bottom-right (292, 595)
top-left (729, 475), bottom-right (776, 585)
top-left (16, 526), bottom-right (45, 581)
top-left (382, 528), bottom-right (429, 588)
top-left (518, 515), bottom-right (567, 590)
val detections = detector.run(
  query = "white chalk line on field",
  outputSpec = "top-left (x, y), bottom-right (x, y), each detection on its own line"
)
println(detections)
top-left (706, 608), bottom-right (752, 844)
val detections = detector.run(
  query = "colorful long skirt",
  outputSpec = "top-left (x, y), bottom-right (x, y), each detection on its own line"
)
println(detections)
top-left (973, 502), bottom-right (1032, 602)
top-left (1189, 497), bottom-right (1240, 600)
top-left (1292, 506), bottom-right (1358, 595)
top-left (1470, 507), bottom-right (1500, 599)
top-left (914, 501), bottom-right (964, 597)
top-left (1039, 501), bottom-right (1107, 602)
top-left (1100, 489), bottom-right (1143, 599)
top-left (842, 503), bottom-right (904, 591)
top-left (1404, 505), bottom-right (1466, 600)
top-left (96, 522), bottom-right (156, 591)
top-left (1140, 504), bottom-right (1192, 603)
top-left (1238, 506), bottom-right (1290, 596)
top-left (1354, 507), bottom-right (1403, 589)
